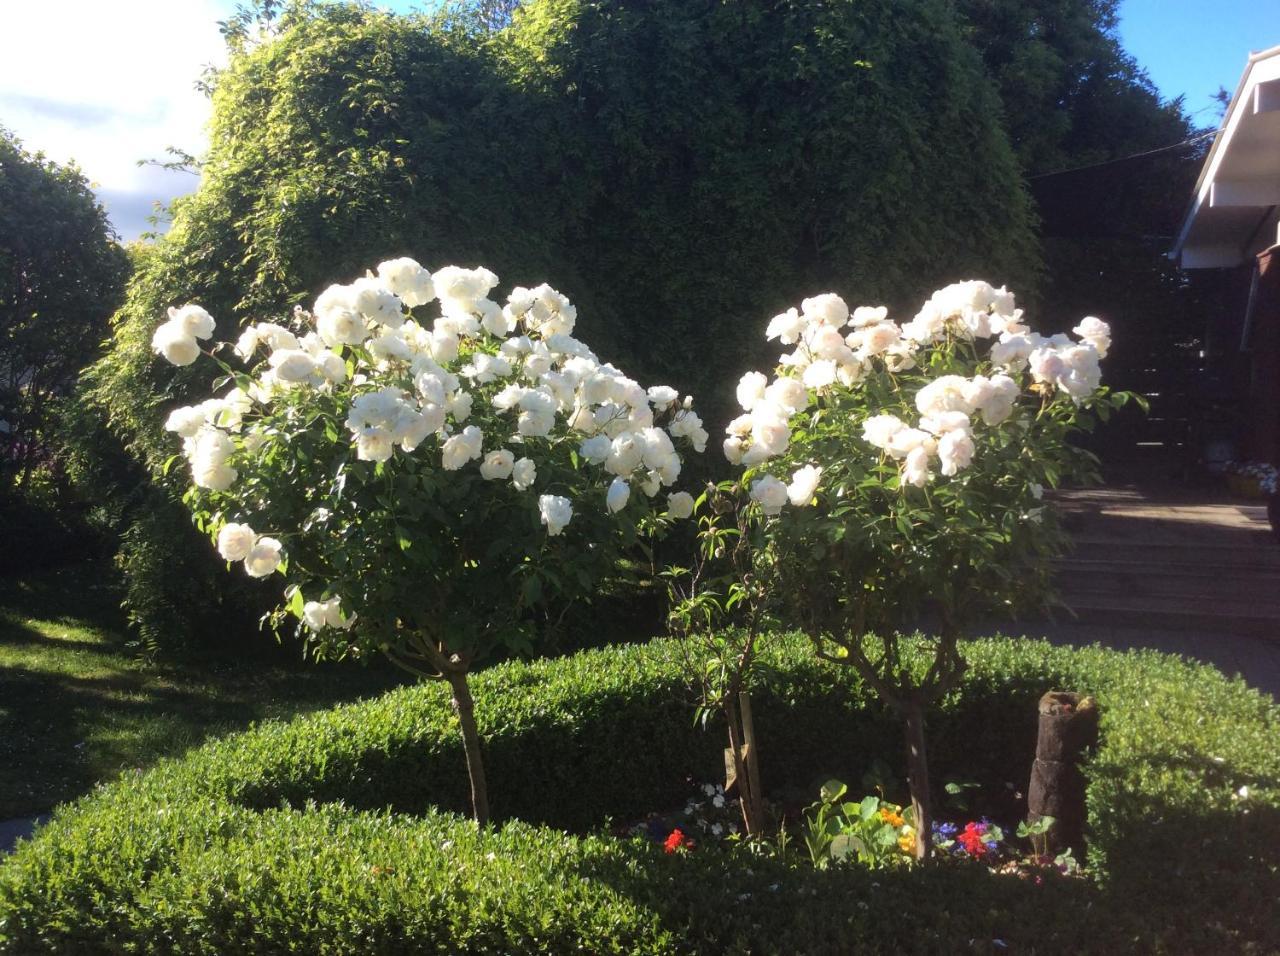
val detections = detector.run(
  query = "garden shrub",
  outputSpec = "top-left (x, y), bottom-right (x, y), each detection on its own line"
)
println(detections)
top-left (2, 635), bottom-right (1276, 953)
top-left (78, 0), bottom-right (1038, 651)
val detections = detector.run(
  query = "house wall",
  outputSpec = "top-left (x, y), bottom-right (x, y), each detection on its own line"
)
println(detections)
top-left (1246, 245), bottom-right (1280, 464)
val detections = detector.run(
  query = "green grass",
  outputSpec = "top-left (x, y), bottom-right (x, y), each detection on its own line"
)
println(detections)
top-left (0, 564), bottom-right (409, 819)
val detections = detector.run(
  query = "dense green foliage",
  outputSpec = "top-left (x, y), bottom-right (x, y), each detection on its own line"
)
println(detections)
top-left (2, 635), bottom-right (1276, 953)
top-left (77, 0), bottom-right (1038, 650)
top-left (0, 128), bottom-right (129, 568)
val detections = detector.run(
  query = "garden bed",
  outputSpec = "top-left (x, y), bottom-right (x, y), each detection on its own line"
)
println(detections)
top-left (1, 634), bottom-right (1277, 953)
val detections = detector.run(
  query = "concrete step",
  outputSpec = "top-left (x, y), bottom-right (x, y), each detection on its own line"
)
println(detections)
top-left (1049, 594), bottom-right (1280, 639)
top-left (1053, 561), bottom-right (1280, 602)
top-left (1058, 539), bottom-right (1280, 570)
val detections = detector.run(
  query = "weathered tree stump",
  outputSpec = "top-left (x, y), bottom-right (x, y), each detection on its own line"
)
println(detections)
top-left (1027, 691), bottom-right (1098, 860)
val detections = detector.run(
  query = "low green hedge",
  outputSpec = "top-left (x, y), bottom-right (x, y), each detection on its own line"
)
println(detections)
top-left (1, 635), bottom-right (1277, 953)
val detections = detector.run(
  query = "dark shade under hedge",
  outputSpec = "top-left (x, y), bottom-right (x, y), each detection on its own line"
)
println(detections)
top-left (1, 634), bottom-right (1277, 953)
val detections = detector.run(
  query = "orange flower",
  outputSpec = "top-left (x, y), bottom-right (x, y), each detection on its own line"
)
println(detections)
top-left (880, 808), bottom-right (904, 828)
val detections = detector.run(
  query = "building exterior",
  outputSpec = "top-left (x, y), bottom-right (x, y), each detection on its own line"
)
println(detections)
top-left (1172, 45), bottom-right (1280, 466)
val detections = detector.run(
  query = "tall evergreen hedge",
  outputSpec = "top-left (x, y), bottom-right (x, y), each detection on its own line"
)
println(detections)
top-left (81, 0), bottom-right (1038, 649)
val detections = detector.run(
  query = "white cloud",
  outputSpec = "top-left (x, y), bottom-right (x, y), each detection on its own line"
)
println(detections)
top-left (0, 0), bottom-right (230, 240)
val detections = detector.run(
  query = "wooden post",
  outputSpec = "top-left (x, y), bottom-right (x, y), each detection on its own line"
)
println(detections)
top-left (1026, 691), bottom-right (1098, 859)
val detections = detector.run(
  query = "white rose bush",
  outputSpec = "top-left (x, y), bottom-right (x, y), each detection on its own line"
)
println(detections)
top-left (719, 280), bottom-right (1137, 860)
top-left (152, 258), bottom-right (706, 824)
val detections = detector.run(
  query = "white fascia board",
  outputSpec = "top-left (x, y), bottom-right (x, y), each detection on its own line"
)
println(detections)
top-left (1172, 46), bottom-right (1280, 259)
top-left (1210, 180), bottom-right (1280, 207)
top-left (1256, 78), bottom-right (1280, 114)
top-left (1179, 244), bottom-right (1246, 269)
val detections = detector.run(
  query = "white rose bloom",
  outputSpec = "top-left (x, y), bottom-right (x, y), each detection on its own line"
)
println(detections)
top-left (167, 304), bottom-right (216, 340)
top-left (461, 353), bottom-right (512, 384)
top-left (801, 293), bottom-right (849, 327)
top-left (606, 433), bottom-right (645, 475)
top-left (376, 257), bottom-right (435, 307)
top-left (849, 305), bottom-right (889, 328)
top-left (580, 434), bottom-right (612, 464)
top-left (152, 322), bottom-right (200, 366)
top-left (736, 371), bottom-right (768, 411)
top-left (424, 328), bottom-right (459, 364)
top-left (938, 429), bottom-right (975, 476)
top-left (765, 376), bottom-right (808, 415)
top-left (303, 600), bottom-right (330, 631)
top-left (512, 457), bottom-right (537, 491)
top-left (165, 405), bottom-right (207, 439)
top-left (647, 385), bottom-right (679, 411)
top-left (638, 470), bottom-right (662, 496)
top-left (193, 461), bottom-right (237, 491)
top-left (352, 277), bottom-right (404, 328)
top-left (920, 410), bottom-right (971, 436)
top-left (979, 374), bottom-right (1019, 425)
top-left (787, 464), bottom-right (822, 507)
top-left (1029, 348), bottom-right (1066, 385)
top-left (517, 409), bottom-right (555, 438)
top-left (368, 331), bottom-right (413, 364)
top-left (851, 321), bottom-right (902, 358)
top-left (1058, 345), bottom-right (1102, 401)
top-left (255, 322), bottom-right (301, 352)
top-left (666, 491), bottom-right (694, 519)
top-left (539, 494), bottom-right (573, 536)
top-left (726, 414), bottom-right (754, 438)
top-left (861, 414), bottom-right (905, 450)
top-left (216, 523), bottom-right (256, 562)
top-left (903, 445), bottom-right (932, 487)
top-left (886, 427), bottom-right (932, 460)
top-left (243, 536), bottom-right (283, 577)
top-left (765, 307), bottom-right (805, 345)
top-left (915, 375), bottom-right (975, 417)
top-left (991, 286), bottom-right (1017, 317)
top-left (269, 348), bottom-right (318, 384)
top-left (802, 359), bottom-right (838, 389)
top-left (743, 410), bottom-right (789, 464)
top-left (492, 384), bottom-right (528, 412)
top-left (433, 265), bottom-right (500, 314)
top-left (723, 435), bottom-right (745, 464)
top-left (317, 351), bottom-right (347, 385)
top-left (315, 284), bottom-right (371, 346)
top-left (441, 425), bottom-right (483, 470)
top-left (750, 474), bottom-right (789, 515)
top-left (990, 333), bottom-right (1038, 372)
top-left (235, 327), bottom-right (261, 360)
top-left (606, 476), bottom-right (631, 513)
top-left (639, 426), bottom-right (676, 471)
top-left (355, 427), bottom-right (395, 462)
top-left (480, 448), bottom-right (515, 480)
top-left (398, 406), bottom-right (445, 452)
top-left (1073, 316), bottom-right (1111, 358)
top-left (447, 391), bottom-right (474, 422)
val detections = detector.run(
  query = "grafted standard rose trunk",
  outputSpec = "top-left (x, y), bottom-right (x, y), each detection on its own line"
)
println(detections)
top-left (446, 668), bottom-right (490, 826)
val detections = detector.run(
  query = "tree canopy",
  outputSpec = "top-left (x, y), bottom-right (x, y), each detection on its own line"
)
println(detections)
top-left (0, 128), bottom-right (129, 495)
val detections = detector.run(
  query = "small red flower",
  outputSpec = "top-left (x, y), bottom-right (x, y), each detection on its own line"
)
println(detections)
top-left (957, 822), bottom-right (988, 857)
top-left (664, 828), bottom-right (694, 854)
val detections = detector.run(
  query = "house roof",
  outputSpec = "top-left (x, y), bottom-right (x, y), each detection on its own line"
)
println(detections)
top-left (1172, 44), bottom-right (1280, 269)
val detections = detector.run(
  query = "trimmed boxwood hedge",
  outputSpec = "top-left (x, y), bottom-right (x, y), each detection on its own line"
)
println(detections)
top-left (1, 634), bottom-right (1277, 953)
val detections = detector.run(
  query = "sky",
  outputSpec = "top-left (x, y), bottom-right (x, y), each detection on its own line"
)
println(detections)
top-left (1, 0), bottom-right (1277, 243)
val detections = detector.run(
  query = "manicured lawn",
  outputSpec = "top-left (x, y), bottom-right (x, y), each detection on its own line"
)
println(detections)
top-left (0, 564), bottom-right (409, 819)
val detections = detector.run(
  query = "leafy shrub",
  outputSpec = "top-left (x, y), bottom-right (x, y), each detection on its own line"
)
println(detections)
top-left (2, 635), bottom-right (1276, 953)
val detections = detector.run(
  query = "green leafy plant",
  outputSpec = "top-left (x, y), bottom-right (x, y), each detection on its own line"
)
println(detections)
top-left (803, 780), bottom-right (916, 869)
